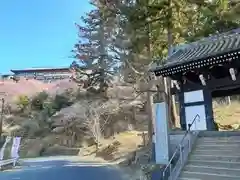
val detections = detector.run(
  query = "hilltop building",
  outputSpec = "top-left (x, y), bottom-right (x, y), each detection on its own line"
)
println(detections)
top-left (10, 67), bottom-right (72, 83)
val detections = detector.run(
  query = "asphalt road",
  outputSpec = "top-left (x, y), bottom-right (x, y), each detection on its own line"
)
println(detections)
top-left (0, 157), bottom-right (128, 180)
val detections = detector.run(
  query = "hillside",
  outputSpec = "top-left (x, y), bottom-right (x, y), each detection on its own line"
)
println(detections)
top-left (0, 78), bottom-right (148, 161)
top-left (0, 78), bottom-right (239, 166)
top-left (0, 78), bottom-right (79, 102)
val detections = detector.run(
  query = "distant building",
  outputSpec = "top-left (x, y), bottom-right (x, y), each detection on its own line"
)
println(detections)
top-left (10, 67), bottom-right (72, 83)
top-left (0, 74), bottom-right (13, 81)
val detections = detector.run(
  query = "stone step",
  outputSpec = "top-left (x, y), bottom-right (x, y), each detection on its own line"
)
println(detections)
top-left (192, 149), bottom-right (240, 156)
top-left (198, 136), bottom-right (240, 141)
top-left (189, 154), bottom-right (240, 162)
top-left (178, 178), bottom-right (201, 180)
top-left (177, 133), bottom-right (240, 180)
top-left (183, 164), bottom-right (240, 177)
top-left (198, 131), bottom-right (240, 137)
top-left (179, 171), bottom-right (240, 180)
top-left (187, 160), bottom-right (240, 169)
top-left (196, 139), bottom-right (240, 144)
top-left (195, 144), bottom-right (240, 150)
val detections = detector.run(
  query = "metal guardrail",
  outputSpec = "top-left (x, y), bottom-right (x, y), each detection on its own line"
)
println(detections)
top-left (0, 158), bottom-right (17, 168)
top-left (162, 114), bottom-right (200, 180)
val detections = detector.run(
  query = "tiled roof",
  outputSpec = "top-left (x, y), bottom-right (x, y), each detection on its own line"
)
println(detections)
top-left (154, 28), bottom-right (240, 75)
top-left (10, 67), bottom-right (70, 73)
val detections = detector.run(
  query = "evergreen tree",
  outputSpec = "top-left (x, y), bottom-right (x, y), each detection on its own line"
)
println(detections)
top-left (72, 0), bottom-right (118, 93)
top-left (106, 0), bottom-right (196, 70)
top-left (184, 0), bottom-right (240, 41)
top-left (104, 0), bottom-right (240, 128)
top-left (71, 0), bottom-right (240, 132)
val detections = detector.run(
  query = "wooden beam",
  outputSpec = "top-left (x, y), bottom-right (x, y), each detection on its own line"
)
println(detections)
top-left (229, 68), bottom-right (237, 81)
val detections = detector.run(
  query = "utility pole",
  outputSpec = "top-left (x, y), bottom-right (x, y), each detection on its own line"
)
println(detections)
top-left (0, 98), bottom-right (5, 137)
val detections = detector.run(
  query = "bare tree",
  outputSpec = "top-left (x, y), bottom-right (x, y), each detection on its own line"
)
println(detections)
top-left (83, 101), bottom-right (120, 151)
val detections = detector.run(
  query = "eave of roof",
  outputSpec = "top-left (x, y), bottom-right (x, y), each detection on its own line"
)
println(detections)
top-left (153, 28), bottom-right (240, 76)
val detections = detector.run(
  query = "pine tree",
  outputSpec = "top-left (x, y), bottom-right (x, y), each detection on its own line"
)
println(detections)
top-left (107, 0), bottom-right (192, 115)
top-left (72, 0), bottom-right (118, 93)
top-left (184, 0), bottom-right (240, 41)
top-left (105, 0), bottom-right (239, 70)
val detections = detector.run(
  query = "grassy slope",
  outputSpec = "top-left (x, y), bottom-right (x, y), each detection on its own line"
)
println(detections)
top-left (214, 101), bottom-right (240, 125)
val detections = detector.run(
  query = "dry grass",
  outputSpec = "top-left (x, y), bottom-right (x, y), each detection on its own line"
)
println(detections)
top-left (82, 100), bottom-right (240, 161)
top-left (214, 101), bottom-right (240, 125)
top-left (81, 131), bottom-right (143, 162)
top-left (112, 131), bottom-right (142, 158)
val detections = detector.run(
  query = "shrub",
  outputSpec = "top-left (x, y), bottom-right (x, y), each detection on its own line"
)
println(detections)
top-left (31, 91), bottom-right (73, 115)
top-left (43, 101), bottom-right (57, 117)
top-left (16, 95), bottom-right (30, 112)
top-left (41, 94), bottom-right (73, 117)
top-left (51, 94), bottom-right (73, 111)
top-left (31, 91), bottom-right (49, 110)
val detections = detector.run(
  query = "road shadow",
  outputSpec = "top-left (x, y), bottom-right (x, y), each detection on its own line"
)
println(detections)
top-left (0, 157), bottom-right (125, 180)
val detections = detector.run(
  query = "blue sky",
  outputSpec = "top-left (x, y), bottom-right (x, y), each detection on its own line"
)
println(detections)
top-left (0, 0), bottom-right (93, 74)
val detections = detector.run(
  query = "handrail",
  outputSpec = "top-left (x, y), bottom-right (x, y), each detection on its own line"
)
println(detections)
top-left (162, 114), bottom-right (200, 178)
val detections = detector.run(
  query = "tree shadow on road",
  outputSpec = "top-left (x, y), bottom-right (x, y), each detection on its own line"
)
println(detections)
top-left (0, 158), bottom-right (125, 180)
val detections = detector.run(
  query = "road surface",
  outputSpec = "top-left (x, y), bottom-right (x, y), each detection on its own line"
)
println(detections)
top-left (0, 157), bottom-right (129, 180)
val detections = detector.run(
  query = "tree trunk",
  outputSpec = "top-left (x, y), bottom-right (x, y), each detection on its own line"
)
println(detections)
top-left (95, 142), bottom-right (99, 152)
top-left (99, 12), bottom-right (107, 94)
top-left (145, 3), bottom-right (155, 144)
top-left (167, 0), bottom-right (178, 128)
top-left (147, 91), bottom-right (154, 144)
top-left (131, 106), bottom-right (137, 130)
top-left (171, 94), bottom-right (178, 127)
top-left (226, 96), bottom-right (231, 105)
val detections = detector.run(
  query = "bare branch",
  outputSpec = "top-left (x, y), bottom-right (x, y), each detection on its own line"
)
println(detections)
top-left (124, 58), bottom-right (144, 75)
top-left (82, 101), bottom-right (120, 149)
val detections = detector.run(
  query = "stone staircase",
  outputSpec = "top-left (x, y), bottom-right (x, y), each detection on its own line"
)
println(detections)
top-left (178, 132), bottom-right (240, 180)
